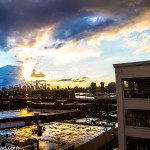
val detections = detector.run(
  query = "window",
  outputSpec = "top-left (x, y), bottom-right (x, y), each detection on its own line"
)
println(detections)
top-left (137, 146), bottom-right (147, 150)
top-left (127, 136), bottom-right (150, 150)
top-left (126, 110), bottom-right (150, 128)
top-left (126, 110), bottom-right (135, 126)
top-left (145, 111), bottom-right (150, 127)
top-left (135, 111), bottom-right (146, 127)
top-left (123, 78), bottom-right (150, 98)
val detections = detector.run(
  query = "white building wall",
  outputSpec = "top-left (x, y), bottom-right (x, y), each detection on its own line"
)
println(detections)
top-left (114, 61), bottom-right (150, 150)
top-left (126, 126), bottom-right (150, 139)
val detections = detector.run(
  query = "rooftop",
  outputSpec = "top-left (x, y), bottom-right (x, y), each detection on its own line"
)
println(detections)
top-left (0, 121), bottom-right (112, 149)
top-left (0, 108), bottom-right (77, 119)
top-left (113, 60), bottom-right (150, 68)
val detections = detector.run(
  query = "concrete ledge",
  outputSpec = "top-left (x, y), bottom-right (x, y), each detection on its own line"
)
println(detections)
top-left (75, 128), bottom-right (118, 150)
top-left (126, 126), bottom-right (150, 139)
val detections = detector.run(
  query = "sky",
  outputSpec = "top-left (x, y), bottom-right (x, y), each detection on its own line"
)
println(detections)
top-left (0, 0), bottom-right (150, 88)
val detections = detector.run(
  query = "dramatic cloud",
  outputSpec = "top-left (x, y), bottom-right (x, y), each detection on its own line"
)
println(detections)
top-left (0, 0), bottom-right (150, 51)
top-left (0, 0), bottom-right (150, 87)
top-left (30, 69), bottom-right (45, 78)
top-left (53, 14), bottom-right (115, 42)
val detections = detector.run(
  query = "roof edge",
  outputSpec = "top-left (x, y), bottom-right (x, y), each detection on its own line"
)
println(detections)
top-left (113, 60), bottom-right (150, 68)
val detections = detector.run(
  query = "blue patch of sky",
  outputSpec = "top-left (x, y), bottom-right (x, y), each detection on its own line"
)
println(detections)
top-left (99, 33), bottom-right (150, 63)
top-left (0, 51), bottom-right (18, 67)
top-left (129, 29), bottom-right (150, 39)
top-left (100, 38), bottom-right (130, 57)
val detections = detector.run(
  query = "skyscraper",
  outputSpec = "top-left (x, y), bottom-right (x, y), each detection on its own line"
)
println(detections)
top-left (91, 82), bottom-right (96, 94)
top-left (100, 82), bottom-right (105, 93)
top-left (36, 80), bottom-right (39, 90)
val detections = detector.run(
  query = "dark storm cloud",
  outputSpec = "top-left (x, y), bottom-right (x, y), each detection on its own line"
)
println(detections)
top-left (0, 0), bottom-right (150, 51)
top-left (0, 35), bottom-right (12, 51)
top-left (53, 14), bottom-right (115, 41)
top-left (0, 65), bottom-right (21, 88)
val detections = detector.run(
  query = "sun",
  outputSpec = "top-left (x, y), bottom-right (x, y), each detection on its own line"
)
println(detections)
top-left (22, 62), bottom-right (34, 81)
top-left (15, 46), bottom-right (36, 81)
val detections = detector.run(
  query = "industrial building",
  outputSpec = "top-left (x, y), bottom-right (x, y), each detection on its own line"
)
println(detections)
top-left (114, 61), bottom-right (150, 150)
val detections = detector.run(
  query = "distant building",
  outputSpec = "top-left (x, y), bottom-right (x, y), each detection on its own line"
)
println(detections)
top-left (44, 83), bottom-right (47, 90)
top-left (2, 87), bottom-right (8, 92)
top-left (104, 86), bottom-right (108, 93)
top-left (50, 89), bottom-right (75, 99)
top-left (91, 82), bottom-right (96, 94)
top-left (36, 80), bottom-right (39, 90)
top-left (9, 86), bottom-right (13, 91)
top-left (31, 86), bottom-right (34, 91)
top-left (108, 82), bottom-right (116, 93)
top-left (22, 85), bottom-right (26, 90)
top-left (27, 84), bottom-right (31, 91)
top-left (14, 85), bottom-right (19, 90)
top-left (100, 82), bottom-right (105, 93)
top-left (114, 61), bottom-right (150, 150)
top-left (19, 84), bottom-right (21, 89)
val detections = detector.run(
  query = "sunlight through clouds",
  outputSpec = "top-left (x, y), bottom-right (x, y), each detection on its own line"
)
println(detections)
top-left (0, 0), bottom-right (150, 87)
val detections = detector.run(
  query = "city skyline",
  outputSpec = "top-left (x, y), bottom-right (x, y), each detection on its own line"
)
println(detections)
top-left (0, 0), bottom-right (150, 88)
top-left (1, 79), bottom-right (116, 91)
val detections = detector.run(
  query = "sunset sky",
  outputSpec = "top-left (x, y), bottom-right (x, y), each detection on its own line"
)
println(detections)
top-left (0, 0), bottom-right (150, 88)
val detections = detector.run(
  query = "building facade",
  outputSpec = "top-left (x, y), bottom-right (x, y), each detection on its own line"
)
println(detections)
top-left (108, 82), bottom-right (116, 93)
top-left (91, 82), bottom-right (96, 94)
top-left (100, 82), bottom-right (105, 93)
top-left (114, 61), bottom-right (150, 150)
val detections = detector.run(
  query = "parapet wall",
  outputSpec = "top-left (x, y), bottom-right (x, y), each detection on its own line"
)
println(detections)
top-left (75, 127), bottom-right (118, 150)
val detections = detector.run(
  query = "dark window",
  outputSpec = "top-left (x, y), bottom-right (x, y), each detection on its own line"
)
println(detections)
top-left (123, 78), bottom-right (150, 98)
top-left (145, 111), bottom-right (150, 128)
top-left (126, 110), bottom-right (150, 128)
top-left (135, 111), bottom-right (146, 127)
top-left (127, 136), bottom-right (150, 150)
top-left (126, 110), bottom-right (135, 126)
